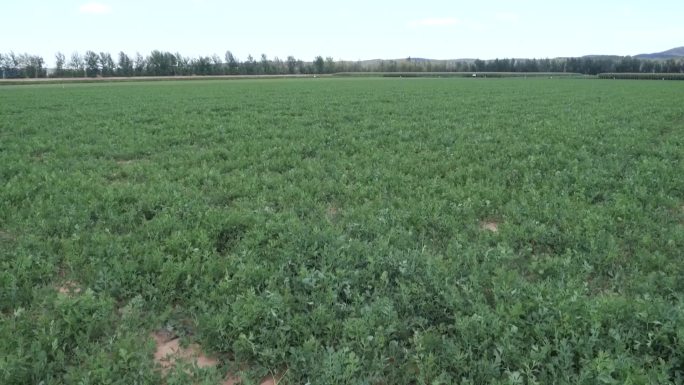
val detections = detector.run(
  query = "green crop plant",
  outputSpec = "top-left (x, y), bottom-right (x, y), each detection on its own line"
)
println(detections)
top-left (599, 73), bottom-right (684, 80)
top-left (1, 78), bottom-right (683, 384)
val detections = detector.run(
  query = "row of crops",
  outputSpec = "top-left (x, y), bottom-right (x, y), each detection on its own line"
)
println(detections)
top-left (3, 73), bottom-right (682, 86)
top-left (599, 72), bottom-right (684, 80)
top-left (3, 78), bottom-right (684, 384)
top-left (334, 72), bottom-right (585, 78)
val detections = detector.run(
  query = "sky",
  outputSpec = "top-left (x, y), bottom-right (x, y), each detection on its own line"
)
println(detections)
top-left (3, 0), bottom-right (684, 66)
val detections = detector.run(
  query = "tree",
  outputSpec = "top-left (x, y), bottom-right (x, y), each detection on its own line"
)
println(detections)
top-left (324, 57), bottom-right (336, 73)
top-left (225, 51), bottom-right (239, 74)
top-left (68, 52), bottom-right (84, 76)
top-left (313, 56), bottom-right (324, 74)
top-left (100, 52), bottom-right (115, 76)
top-left (84, 50), bottom-right (100, 77)
top-left (0, 52), bottom-right (21, 78)
top-left (259, 54), bottom-right (272, 74)
top-left (30, 55), bottom-right (45, 78)
top-left (134, 52), bottom-right (146, 76)
top-left (271, 57), bottom-right (284, 74)
top-left (211, 54), bottom-right (223, 75)
top-left (286, 56), bottom-right (297, 74)
top-left (117, 51), bottom-right (133, 76)
top-left (146, 50), bottom-right (177, 76)
top-left (192, 56), bottom-right (212, 75)
top-left (520, 58), bottom-right (539, 72)
top-left (664, 59), bottom-right (678, 73)
top-left (297, 59), bottom-right (309, 74)
top-left (16, 54), bottom-right (30, 78)
top-left (55, 52), bottom-right (66, 77)
top-left (175, 52), bottom-right (190, 75)
top-left (244, 54), bottom-right (256, 74)
top-left (9, 53), bottom-right (45, 78)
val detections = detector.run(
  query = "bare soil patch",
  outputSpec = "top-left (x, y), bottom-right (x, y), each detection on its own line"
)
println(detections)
top-left (57, 281), bottom-right (82, 295)
top-left (152, 331), bottom-right (218, 372)
top-left (480, 220), bottom-right (500, 233)
top-left (31, 153), bottom-right (47, 162)
top-left (0, 230), bottom-right (15, 242)
top-left (152, 329), bottom-right (283, 384)
top-left (221, 376), bottom-right (242, 385)
top-left (115, 157), bottom-right (148, 165)
top-left (258, 372), bottom-right (284, 385)
top-left (326, 205), bottom-right (340, 222)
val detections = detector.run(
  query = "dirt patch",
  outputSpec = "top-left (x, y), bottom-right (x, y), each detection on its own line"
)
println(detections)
top-left (480, 220), bottom-right (500, 233)
top-left (152, 330), bottom-right (284, 385)
top-left (0, 230), bottom-right (15, 242)
top-left (221, 376), bottom-right (242, 385)
top-left (152, 331), bottom-right (218, 372)
top-left (57, 281), bottom-right (82, 295)
top-left (115, 158), bottom-right (147, 165)
top-left (258, 372), bottom-right (285, 385)
top-left (326, 205), bottom-right (340, 222)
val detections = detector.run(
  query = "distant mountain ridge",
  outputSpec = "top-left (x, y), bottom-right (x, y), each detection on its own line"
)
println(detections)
top-left (635, 47), bottom-right (684, 60)
top-left (351, 47), bottom-right (684, 65)
top-left (580, 55), bottom-right (624, 60)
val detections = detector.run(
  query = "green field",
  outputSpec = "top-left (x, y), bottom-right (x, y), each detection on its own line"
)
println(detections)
top-left (2, 78), bottom-right (684, 384)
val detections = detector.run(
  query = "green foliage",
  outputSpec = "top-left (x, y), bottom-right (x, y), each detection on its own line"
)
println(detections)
top-left (84, 50), bottom-right (100, 77)
top-left (0, 52), bottom-right (45, 78)
top-left (3, 50), bottom-right (684, 80)
top-left (1, 290), bottom-right (159, 384)
top-left (1, 78), bottom-right (684, 383)
top-left (314, 56), bottom-right (325, 74)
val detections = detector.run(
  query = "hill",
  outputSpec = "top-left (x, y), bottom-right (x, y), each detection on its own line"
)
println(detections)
top-left (581, 55), bottom-right (624, 60)
top-left (635, 46), bottom-right (684, 60)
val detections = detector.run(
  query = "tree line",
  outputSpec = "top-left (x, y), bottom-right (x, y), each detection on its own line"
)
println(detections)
top-left (2, 50), bottom-right (684, 79)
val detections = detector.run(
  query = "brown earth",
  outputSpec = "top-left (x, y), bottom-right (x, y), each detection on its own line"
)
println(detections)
top-left (152, 331), bottom-right (281, 385)
top-left (326, 205), bottom-right (340, 221)
top-left (152, 331), bottom-right (218, 372)
top-left (116, 159), bottom-right (139, 165)
top-left (0, 230), bottom-right (16, 241)
top-left (57, 281), bottom-right (82, 295)
top-left (480, 220), bottom-right (500, 232)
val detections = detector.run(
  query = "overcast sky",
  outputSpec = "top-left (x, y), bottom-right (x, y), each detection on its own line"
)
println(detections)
top-left (3, 0), bottom-right (683, 66)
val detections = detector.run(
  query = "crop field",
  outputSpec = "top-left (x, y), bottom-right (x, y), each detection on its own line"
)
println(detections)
top-left (1, 78), bottom-right (684, 384)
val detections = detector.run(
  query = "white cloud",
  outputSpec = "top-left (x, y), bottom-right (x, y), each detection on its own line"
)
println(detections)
top-left (408, 17), bottom-right (460, 28)
top-left (79, 2), bottom-right (112, 14)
